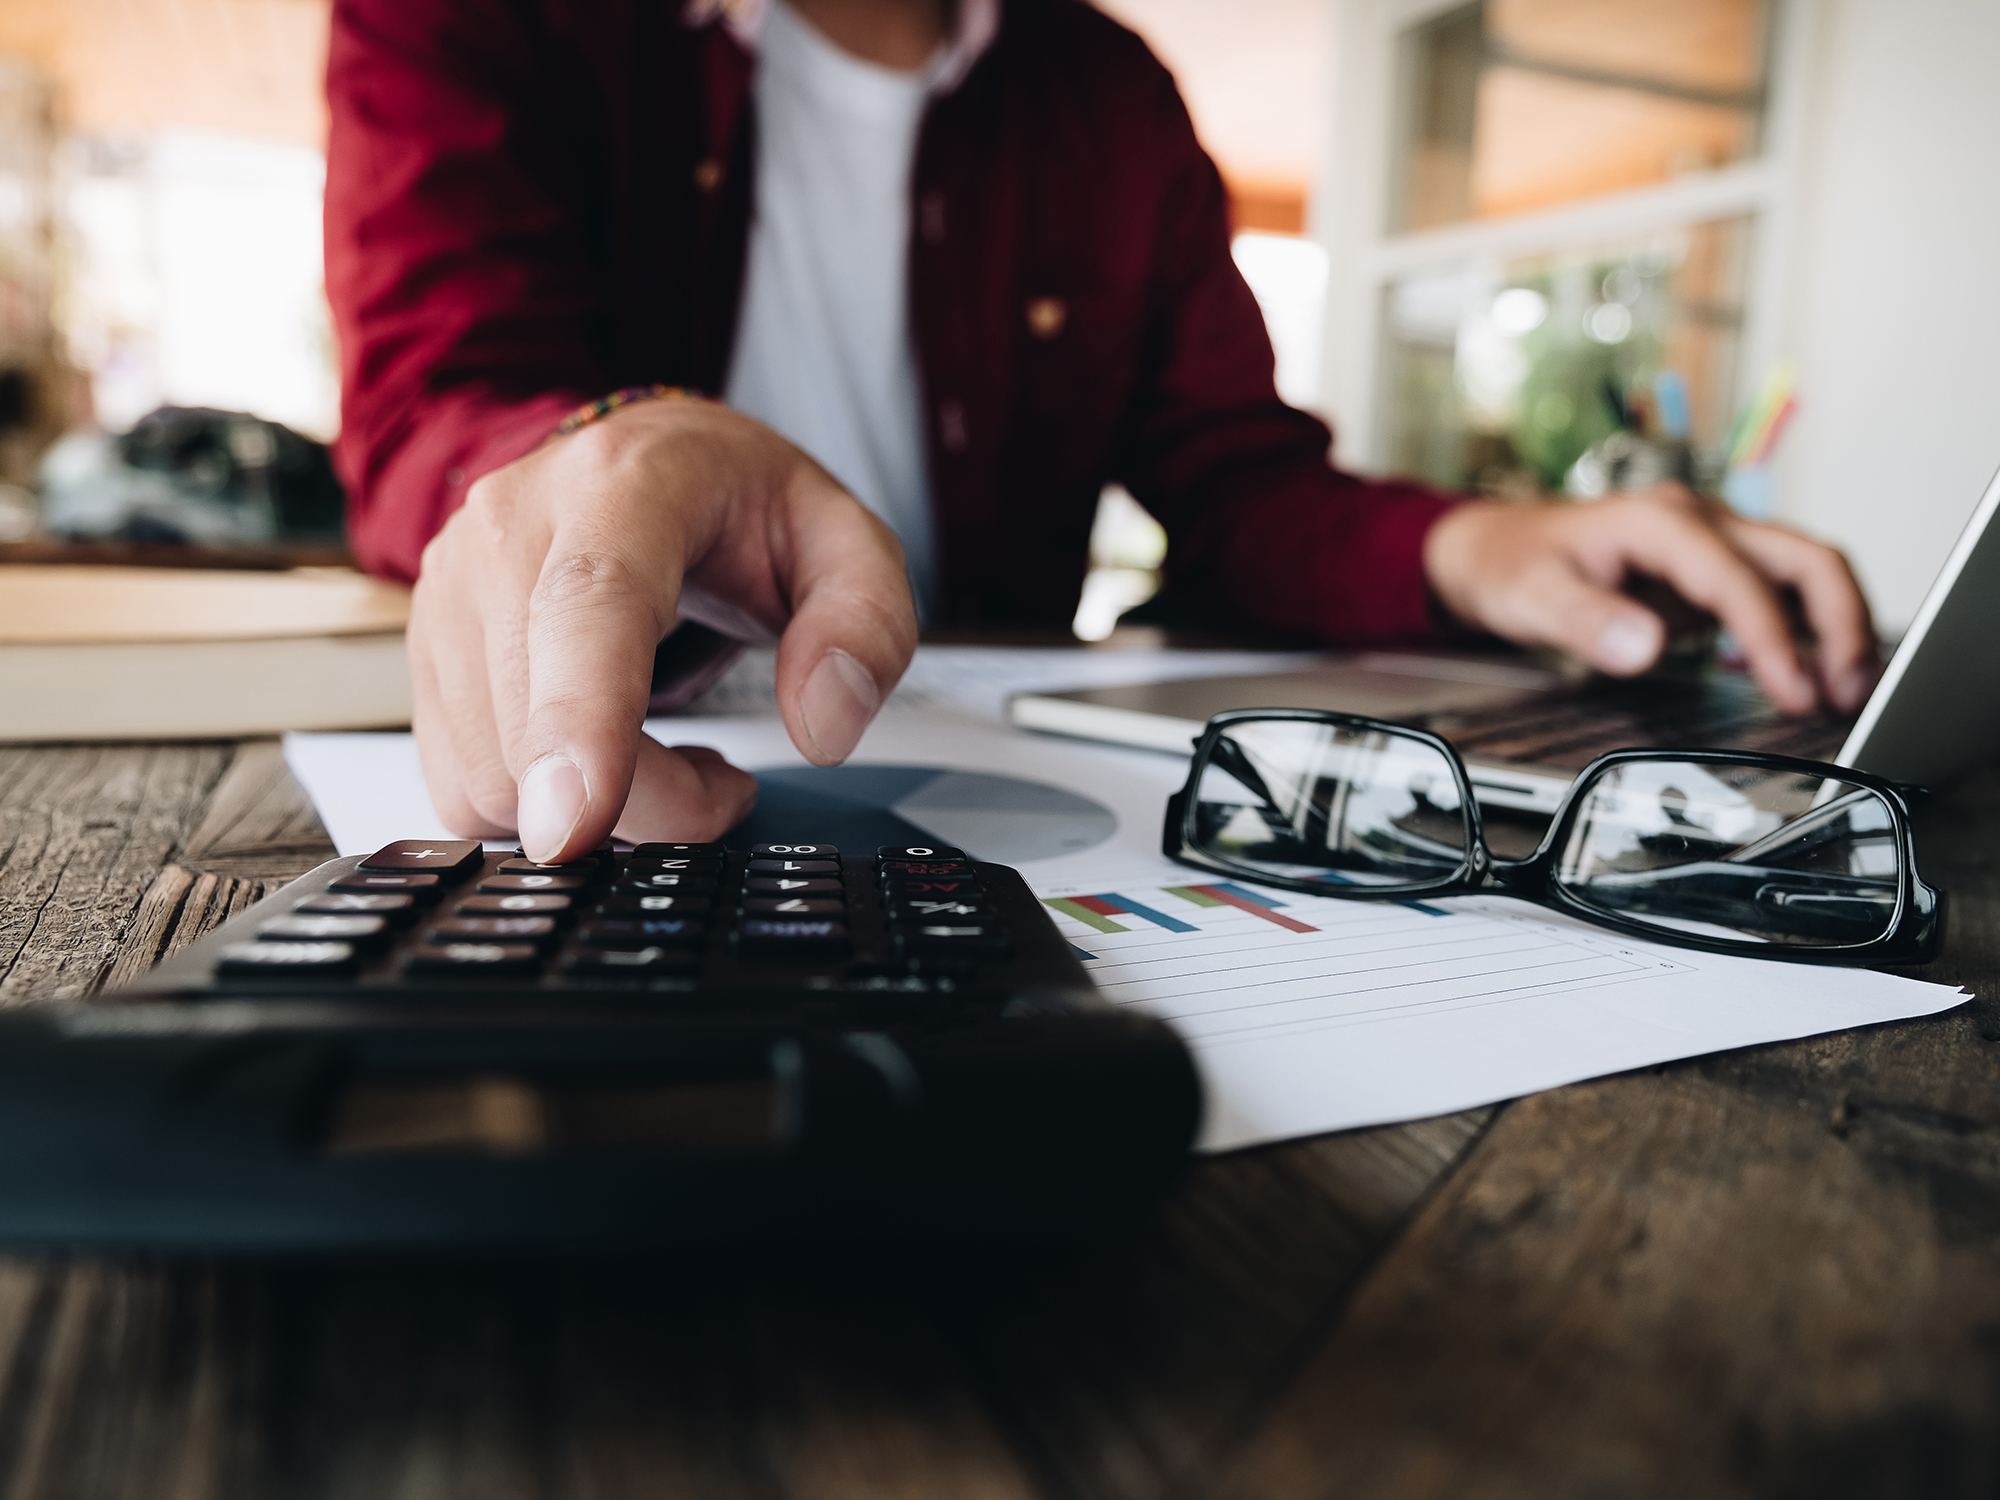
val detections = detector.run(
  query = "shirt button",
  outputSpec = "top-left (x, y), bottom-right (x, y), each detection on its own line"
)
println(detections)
top-left (938, 399), bottom-right (969, 454)
top-left (1025, 296), bottom-right (1068, 339)
top-left (919, 191), bottom-right (947, 246)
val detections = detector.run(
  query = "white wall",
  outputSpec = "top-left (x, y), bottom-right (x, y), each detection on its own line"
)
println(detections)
top-left (1091, 0), bottom-right (1331, 189)
top-left (1778, 0), bottom-right (2000, 631)
top-left (62, 129), bottom-right (336, 440)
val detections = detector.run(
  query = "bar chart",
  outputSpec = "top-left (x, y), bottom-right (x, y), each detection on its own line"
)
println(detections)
top-left (1038, 882), bottom-right (1694, 1045)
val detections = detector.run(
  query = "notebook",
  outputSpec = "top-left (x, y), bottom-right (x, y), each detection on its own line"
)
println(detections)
top-left (1, 564), bottom-right (412, 741)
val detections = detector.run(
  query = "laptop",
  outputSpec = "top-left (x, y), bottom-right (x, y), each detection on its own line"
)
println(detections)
top-left (1010, 464), bottom-right (2000, 813)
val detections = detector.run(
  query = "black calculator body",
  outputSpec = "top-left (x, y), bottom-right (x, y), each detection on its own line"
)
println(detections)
top-left (0, 840), bottom-right (1201, 1251)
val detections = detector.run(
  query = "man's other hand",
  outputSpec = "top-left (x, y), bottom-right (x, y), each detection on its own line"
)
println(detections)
top-left (409, 400), bottom-right (918, 863)
top-left (1422, 483), bottom-right (1878, 715)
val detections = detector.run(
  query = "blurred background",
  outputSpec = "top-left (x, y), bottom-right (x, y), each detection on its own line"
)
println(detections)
top-left (0, 0), bottom-right (1994, 640)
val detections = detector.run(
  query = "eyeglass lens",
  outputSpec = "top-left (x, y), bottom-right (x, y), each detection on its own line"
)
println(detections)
top-left (1556, 759), bottom-right (1902, 948)
top-left (1193, 719), bottom-right (1469, 890)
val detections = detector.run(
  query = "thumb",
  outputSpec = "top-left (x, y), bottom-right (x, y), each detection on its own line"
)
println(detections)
top-left (1507, 561), bottom-right (1666, 677)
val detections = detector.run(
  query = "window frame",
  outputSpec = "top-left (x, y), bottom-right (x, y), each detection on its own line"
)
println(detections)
top-left (1311, 0), bottom-right (1821, 486)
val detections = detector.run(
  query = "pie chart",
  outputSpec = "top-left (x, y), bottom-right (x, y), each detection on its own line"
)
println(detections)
top-left (728, 765), bottom-right (1118, 864)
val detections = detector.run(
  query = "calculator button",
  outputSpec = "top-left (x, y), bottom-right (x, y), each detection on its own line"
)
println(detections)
top-left (563, 946), bottom-right (701, 976)
top-left (877, 844), bottom-right (966, 863)
top-left (896, 924), bottom-right (1012, 959)
top-left (624, 856), bottom-right (722, 875)
top-left (428, 916), bottom-right (559, 947)
top-left (358, 840), bottom-right (483, 877)
top-left (404, 943), bottom-right (541, 975)
top-left (579, 917), bottom-right (708, 945)
top-left (630, 842), bottom-right (725, 860)
top-left (878, 861), bottom-right (976, 881)
top-left (496, 857), bottom-right (601, 878)
top-left (259, 914), bottom-right (388, 944)
top-left (746, 859), bottom-right (840, 876)
top-left (735, 918), bottom-right (850, 958)
top-left (882, 878), bottom-right (983, 899)
top-left (741, 898), bottom-right (845, 916)
top-left (743, 877), bottom-right (843, 897)
top-left (594, 894), bottom-right (711, 915)
top-left (331, 872), bottom-right (442, 901)
top-left (891, 898), bottom-right (999, 920)
top-left (217, 940), bottom-right (355, 973)
top-left (750, 844), bottom-right (840, 860)
top-left (295, 893), bottom-right (417, 922)
top-left (455, 893), bottom-right (574, 916)
top-left (477, 873), bottom-right (590, 894)
top-left (516, 842), bottom-right (614, 865)
top-left (618, 870), bottom-right (719, 893)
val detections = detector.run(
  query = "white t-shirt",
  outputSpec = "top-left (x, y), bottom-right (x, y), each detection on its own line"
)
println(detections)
top-left (723, 1), bottom-right (943, 615)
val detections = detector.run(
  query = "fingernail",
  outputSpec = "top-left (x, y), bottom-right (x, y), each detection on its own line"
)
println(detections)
top-left (799, 648), bottom-right (881, 764)
top-left (1592, 615), bottom-right (1661, 675)
top-left (518, 755), bottom-right (587, 863)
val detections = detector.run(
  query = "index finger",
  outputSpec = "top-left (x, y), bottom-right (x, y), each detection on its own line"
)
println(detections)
top-left (768, 478), bottom-right (920, 765)
top-left (514, 540), bottom-right (678, 862)
top-left (1594, 502), bottom-right (1819, 714)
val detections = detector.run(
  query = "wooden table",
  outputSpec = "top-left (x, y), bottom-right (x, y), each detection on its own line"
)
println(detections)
top-left (2, 736), bottom-right (1997, 1498)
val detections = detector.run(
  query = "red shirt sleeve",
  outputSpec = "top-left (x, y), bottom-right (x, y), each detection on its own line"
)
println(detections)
top-left (1113, 63), bottom-right (1460, 644)
top-left (324, 0), bottom-right (605, 583)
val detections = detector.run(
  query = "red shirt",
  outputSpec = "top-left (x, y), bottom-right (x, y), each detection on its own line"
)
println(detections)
top-left (324, 0), bottom-right (1457, 638)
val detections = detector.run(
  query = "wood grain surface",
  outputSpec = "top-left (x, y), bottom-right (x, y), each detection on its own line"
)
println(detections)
top-left (0, 739), bottom-right (1992, 1498)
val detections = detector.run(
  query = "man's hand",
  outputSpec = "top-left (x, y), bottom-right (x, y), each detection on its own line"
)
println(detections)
top-left (1422, 483), bottom-right (1877, 715)
top-left (409, 400), bottom-right (918, 862)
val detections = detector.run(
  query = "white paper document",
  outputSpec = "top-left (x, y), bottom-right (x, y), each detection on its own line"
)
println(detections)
top-left (285, 705), bottom-right (1186, 876)
top-left (1031, 861), bottom-right (1965, 1150)
top-left (284, 646), bottom-right (1968, 1156)
top-left (683, 643), bottom-right (1320, 723)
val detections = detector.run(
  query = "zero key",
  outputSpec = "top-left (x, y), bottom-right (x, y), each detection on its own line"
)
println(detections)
top-left (878, 844), bottom-right (967, 863)
top-left (358, 840), bottom-right (484, 878)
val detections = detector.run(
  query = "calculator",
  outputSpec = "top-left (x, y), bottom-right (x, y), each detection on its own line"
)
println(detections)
top-left (0, 839), bottom-right (1202, 1250)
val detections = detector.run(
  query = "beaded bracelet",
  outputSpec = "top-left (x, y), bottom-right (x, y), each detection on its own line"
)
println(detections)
top-left (551, 384), bottom-right (707, 440)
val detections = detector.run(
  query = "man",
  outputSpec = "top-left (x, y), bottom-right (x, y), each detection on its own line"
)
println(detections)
top-left (325, 0), bottom-right (1876, 864)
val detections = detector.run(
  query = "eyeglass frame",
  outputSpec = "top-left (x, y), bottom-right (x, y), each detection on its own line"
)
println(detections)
top-left (1162, 708), bottom-right (1944, 966)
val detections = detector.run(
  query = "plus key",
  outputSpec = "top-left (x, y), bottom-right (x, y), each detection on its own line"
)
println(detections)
top-left (357, 839), bottom-right (484, 878)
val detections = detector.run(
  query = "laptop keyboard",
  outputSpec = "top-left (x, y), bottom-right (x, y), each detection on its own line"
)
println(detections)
top-left (1419, 670), bottom-right (1856, 771)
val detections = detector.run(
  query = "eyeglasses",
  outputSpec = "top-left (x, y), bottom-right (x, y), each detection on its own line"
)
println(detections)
top-left (1163, 709), bottom-right (1943, 965)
